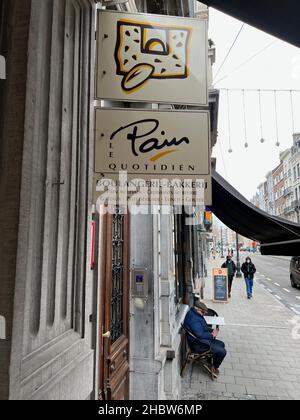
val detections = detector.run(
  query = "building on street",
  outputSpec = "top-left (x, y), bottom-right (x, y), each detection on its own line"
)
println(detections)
top-left (290, 133), bottom-right (300, 223)
top-left (251, 192), bottom-right (260, 208)
top-left (281, 148), bottom-right (294, 222)
top-left (1, 0), bottom-right (300, 402)
top-left (252, 133), bottom-right (300, 225)
top-left (0, 0), bottom-right (219, 400)
top-left (265, 171), bottom-right (275, 216)
top-left (272, 162), bottom-right (285, 218)
top-left (257, 182), bottom-right (267, 213)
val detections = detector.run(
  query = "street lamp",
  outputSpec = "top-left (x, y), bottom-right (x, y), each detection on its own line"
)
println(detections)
top-left (220, 226), bottom-right (224, 258)
top-left (236, 233), bottom-right (242, 278)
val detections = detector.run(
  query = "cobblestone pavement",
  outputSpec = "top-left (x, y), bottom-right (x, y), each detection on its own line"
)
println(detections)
top-left (181, 257), bottom-right (300, 400)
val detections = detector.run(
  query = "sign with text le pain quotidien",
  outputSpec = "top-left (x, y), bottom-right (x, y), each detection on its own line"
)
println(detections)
top-left (94, 108), bottom-right (211, 205)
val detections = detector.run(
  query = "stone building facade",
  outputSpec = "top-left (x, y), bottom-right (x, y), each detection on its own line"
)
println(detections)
top-left (0, 0), bottom-right (216, 400)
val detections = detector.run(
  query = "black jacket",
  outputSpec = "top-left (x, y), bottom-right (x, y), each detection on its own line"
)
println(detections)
top-left (241, 261), bottom-right (256, 279)
top-left (221, 260), bottom-right (237, 277)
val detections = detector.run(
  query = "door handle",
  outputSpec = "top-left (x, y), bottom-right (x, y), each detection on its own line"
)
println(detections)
top-left (102, 331), bottom-right (111, 338)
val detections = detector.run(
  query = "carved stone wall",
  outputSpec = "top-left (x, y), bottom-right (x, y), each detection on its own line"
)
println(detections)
top-left (0, 0), bottom-right (96, 400)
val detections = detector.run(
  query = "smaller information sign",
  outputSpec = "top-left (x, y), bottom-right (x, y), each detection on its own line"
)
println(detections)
top-left (212, 268), bottom-right (228, 303)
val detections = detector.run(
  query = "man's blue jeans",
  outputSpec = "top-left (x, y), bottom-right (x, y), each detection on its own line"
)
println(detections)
top-left (245, 277), bottom-right (253, 297)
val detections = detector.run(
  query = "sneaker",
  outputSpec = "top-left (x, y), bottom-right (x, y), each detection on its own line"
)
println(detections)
top-left (247, 296), bottom-right (250, 299)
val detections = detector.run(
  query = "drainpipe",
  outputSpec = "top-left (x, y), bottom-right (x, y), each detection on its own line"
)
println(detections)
top-left (220, 226), bottom-right (224, 258)
top-left (236, 233), bottom-right (242, 278)
top-left (188, 0), bottom-right (195, 17)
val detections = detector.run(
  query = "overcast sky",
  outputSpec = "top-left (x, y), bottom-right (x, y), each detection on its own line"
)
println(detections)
top-left (208, 8), bottom-right (300, 201)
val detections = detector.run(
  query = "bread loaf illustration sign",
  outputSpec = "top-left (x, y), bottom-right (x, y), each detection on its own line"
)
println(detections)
top-left (97, 10), bottom-right (208, 105)
top-left (115, 20), bottom-right (191, 93)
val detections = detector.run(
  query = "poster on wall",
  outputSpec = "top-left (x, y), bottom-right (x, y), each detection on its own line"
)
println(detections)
top-left (96, 10), bottom-right (208, 105)
top-left (93, 107), bottom-right (211, 205)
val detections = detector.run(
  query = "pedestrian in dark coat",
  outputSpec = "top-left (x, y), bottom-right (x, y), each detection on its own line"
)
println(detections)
top-left (221, 255), bottom-right (237, 298)
top-left (241, 257), bottom-right (256, 299)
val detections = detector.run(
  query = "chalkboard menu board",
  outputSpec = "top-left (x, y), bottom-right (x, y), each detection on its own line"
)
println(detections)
top-left (213, 268), bottom-right (228, 302)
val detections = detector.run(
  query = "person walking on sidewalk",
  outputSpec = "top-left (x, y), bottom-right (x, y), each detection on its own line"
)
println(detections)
top-left (221, 254), bottom-right (237, 298)
top-left (183, 301), bottom-right (227, 378)
top-left (241, 256), bottom-right (257, 299)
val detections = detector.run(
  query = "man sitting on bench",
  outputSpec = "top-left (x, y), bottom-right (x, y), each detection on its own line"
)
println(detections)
top-left (183, 301), bottom-right (227, 377)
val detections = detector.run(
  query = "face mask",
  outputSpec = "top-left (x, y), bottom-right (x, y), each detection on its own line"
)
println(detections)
top-left (246, 260), bottom-right (250, 263)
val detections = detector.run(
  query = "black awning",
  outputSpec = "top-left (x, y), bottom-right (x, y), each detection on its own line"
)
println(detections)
top-left (198, 0), bottom-right (300, 48)
top-left (212, 170), bottom-right (300, 256)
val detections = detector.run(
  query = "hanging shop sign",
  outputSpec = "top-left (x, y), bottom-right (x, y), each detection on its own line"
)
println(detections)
top-left (96, 10), bottom-right (208, 105)
top-left (94, 108), bottom-right (211, 205)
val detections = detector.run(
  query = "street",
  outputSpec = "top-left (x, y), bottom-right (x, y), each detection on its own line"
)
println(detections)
top-left (181, 254), bottom-right (300, 400)
top-left (243, 253), bottom-right (300, 316)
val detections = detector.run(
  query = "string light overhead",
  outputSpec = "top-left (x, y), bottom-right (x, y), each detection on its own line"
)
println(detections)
top-left (274, 90), bottom-right (280, 147)
top-left (226, 90), bottom-right (233, 153)
top-left (242, 89), bottom-right (248, 148)
top-left (219, 88), bottom-right (300, 154)
top-left (290, 90), bottom-right (295, 135)
top-left (258, 89), bottom-right (265, 144)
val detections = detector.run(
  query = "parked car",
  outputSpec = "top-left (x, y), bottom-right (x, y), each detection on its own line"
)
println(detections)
top-left (290, 257), bottom-right (300, 288)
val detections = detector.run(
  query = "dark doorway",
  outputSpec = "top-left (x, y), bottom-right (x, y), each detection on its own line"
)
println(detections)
top-left (98, 208), bottom-right (130, 400)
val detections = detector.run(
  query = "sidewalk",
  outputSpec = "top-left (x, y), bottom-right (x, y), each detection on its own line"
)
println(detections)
top-left (265, 255), bottom-right (291, 262)
top-left (181, 257), bottom-right (300, 400)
